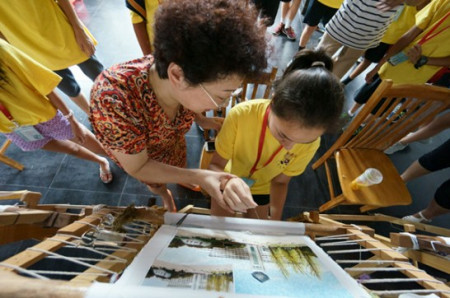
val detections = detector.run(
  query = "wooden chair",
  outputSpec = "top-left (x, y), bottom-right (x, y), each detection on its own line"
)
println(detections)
top-left (200, 67), bottom-right (278, 169)
top-left (312, 80), bottom-right (450, 213)
top-left (0, 140), bottom-right (24, 171)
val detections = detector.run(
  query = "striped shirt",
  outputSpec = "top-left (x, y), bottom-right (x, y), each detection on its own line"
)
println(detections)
top-left (325, 0), bottom-right (401, 50)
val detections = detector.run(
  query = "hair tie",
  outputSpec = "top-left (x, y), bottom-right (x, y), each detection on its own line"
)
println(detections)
top-left (311, 61), bottom-right (325, 67)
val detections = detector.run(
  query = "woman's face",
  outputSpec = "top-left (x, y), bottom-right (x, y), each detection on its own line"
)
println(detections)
top-left (178, 75), bottom-right (242, 113)
top-left (268, 112), bottom-right (325, 150)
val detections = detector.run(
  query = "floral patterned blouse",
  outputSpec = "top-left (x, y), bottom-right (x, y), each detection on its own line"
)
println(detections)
top-left (89, 55), bottom-right (196, 168)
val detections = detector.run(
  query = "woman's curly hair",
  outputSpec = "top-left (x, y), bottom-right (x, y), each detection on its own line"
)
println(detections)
top-left (153, 0), bottom-right (268, 85)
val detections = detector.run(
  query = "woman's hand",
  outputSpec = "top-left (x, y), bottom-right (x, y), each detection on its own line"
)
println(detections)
top-left (406, 44), bottom-right (422, 64)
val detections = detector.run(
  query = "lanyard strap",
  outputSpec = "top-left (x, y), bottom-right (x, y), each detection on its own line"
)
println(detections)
top-left (249, 105), bottom-right (283, 176)
top-left (0, 103), bottom-right (19, 128)
top-left (418, 11), bottom-right (450, 45)
top-left (0, 103), bottom-right (15, 122)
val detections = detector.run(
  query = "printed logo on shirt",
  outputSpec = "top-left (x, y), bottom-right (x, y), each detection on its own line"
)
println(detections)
top-left (278, 152), bottom-right (295, 169)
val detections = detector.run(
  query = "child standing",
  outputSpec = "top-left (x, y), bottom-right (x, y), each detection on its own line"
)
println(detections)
top-left (0, 40), bottom-right (112, 183)
top-left (209, 50), bottom-right (344, 220)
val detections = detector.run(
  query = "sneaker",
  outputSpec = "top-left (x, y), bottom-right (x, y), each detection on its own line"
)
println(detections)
top-left (384, 141), bottom-right (408, 154)
top-left (402, 212), bottom-right (431, 223)
top-left (283, 27), bottom-right (296, 40)
top-left (272, 23), bottom-right (285, 36)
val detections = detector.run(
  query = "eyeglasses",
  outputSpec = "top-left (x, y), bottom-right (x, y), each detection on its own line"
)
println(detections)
top-left (200, 83), bottom-right (231, 109)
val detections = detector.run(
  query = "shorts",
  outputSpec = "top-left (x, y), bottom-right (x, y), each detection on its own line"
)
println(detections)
top-left (418, 139), bottom-right (450, 172)
top-left (435, 179), bottom-right (450, 209)
top-left (364, 42), bottom-right (390, 63)
top-left (303, 0), bottom-right (338, 27)
top-left (4, 110), bottom-right (74, 151)
top-left (253, 194), bottom-right (270, 205)
top-left (54, 55), bottom-right (103, 97)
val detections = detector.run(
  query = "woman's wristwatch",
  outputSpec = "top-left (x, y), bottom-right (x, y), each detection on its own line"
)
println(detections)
top-left (414, 55), bottom-right (428, 69)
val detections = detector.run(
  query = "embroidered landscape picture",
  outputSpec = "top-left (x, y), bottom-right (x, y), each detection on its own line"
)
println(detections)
top-left (142, 227), bottom-right (355, 297)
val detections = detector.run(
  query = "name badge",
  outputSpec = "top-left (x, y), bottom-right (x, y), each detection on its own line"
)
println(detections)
top-left (14, 126), bottom-right (44, 142)
top-left (242, 177), bottom-right (255, 187)
top-left (388, 51), bottom-right (409, 66)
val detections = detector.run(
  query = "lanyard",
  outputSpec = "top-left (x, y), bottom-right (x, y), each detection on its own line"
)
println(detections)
top-left (0, 102), bottom-right (19, 127)
top-left (249, 105), bottom-right (283, 177)
top-left (418, 11), bottom-right (450, 45)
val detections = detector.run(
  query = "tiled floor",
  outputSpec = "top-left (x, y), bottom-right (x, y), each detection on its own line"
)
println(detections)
top-left (1, 0), bottom-right (449, 230)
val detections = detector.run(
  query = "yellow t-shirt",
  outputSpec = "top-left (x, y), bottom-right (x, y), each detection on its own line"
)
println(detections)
top-left (0, 40), bottom-right (60, 133)
top-left (215, 100), bottom-right (320, 195)
top-left (0, 0), bottom-right (97, 70)
top-left (379, 0), bottom-right (450, 84)
top-left (318, 0), bottom-right (343, 10)
top-left (381, 5), bottom-right (418, 44)
top-left (130, 0), bottom-right (161, 45)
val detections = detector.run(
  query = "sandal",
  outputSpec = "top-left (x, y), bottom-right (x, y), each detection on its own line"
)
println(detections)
top-left (402, 211), bottom-right (431, 223)
top-left (99, 163), bottom-right (113, 184)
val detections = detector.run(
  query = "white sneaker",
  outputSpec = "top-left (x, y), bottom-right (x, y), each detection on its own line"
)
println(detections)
top-left (402, 211), bottom-right (431, 223)
top-left (384, 142), bottom-right (408, 154)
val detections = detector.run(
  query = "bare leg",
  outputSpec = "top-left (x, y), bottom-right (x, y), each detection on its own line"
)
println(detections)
top-left (349, 102), bottom-right (362, 115)
top-left (287, 0), bottom-right (302, 22)
top-left (281, 1), bottom-right (290, 20)
top-left (347, 59), bottom-right (372, 80)
top-left (420, 198), bottom-right (449, 220)
top-left (299, 25), bottom-right (317, 48)
top-left (399, 112), bottom-right (450, 145)
top-left (70, 93), bottom-right (90, 115)
top-left (70, 126), bottom-right (108, 156)
top-left (401, 160), bottom-right (431, 183)
top-left (42, 139), bottom-right (111, 181)
top-left (147, 184), bottom-right (176, 212)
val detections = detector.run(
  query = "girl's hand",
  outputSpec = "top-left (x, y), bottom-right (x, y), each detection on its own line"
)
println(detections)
top-left (196, 171), bottom-right (256, 213)
top-left (221, 177), bottom-right (258, 213)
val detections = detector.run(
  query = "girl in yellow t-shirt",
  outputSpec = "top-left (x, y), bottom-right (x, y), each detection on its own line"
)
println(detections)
top-left (0, 40), bottom-right (112, 184)
top-left (209, 50), bottom-right (345, 220)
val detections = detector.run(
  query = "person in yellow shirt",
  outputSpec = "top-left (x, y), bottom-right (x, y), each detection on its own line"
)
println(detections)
top-left (341, 1), bottom-right (430, 89)
top-left (0, 40), bottom-right (112, 183)
top-left (0, 0), bottom-right (103, 114)
top-left (208, 50), bottom-right (345, 220)
top-left (298, 0), bottom-right (343, 51)
top-left (126, 0), bottom-right (161, 56)
top-left (349, 0), bottom-right (450, 117)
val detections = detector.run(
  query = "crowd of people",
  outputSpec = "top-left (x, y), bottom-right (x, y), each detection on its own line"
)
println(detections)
top-left (0, 0), bottom-right (448, 222)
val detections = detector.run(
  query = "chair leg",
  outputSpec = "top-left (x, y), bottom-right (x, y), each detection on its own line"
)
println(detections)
top-left (319, 195), bottom-right (346, 213)
top-left (0, 154), bottom-right (24, 171)
top-left (360, 205), bottom-right (379, 213)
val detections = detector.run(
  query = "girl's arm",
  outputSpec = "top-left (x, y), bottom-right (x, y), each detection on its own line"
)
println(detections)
top-left (269, 173), bottom-right (292, 220)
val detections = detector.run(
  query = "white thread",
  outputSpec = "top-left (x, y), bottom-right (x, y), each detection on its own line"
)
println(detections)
top-left (360, 278), bottom-right (442, 284)
top-left (0, 263), bottom-right (49, 280)
top-left (27, 247), bottom-right (118, 282)
top-left (400, 232), bottom-right (420, 250)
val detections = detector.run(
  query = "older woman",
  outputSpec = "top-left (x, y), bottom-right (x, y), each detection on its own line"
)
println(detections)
top-left (90, 0), bottom-right (268, 212)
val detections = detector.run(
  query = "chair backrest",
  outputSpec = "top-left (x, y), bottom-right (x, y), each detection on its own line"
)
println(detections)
top-left (0, 140), bottom-right (24, 171)
top-left (313, 80), bottom-right (450, 169)
top-left (232, 66), bottom-right (278, 105)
